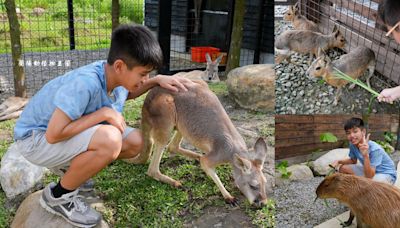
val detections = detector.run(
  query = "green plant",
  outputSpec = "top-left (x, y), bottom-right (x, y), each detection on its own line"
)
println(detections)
top-left (319, 132), bottom-right (338, 143)
top-left (276, 160), bottom-right (291, 179)
top-left (376, 131), bottom-right (396, 154)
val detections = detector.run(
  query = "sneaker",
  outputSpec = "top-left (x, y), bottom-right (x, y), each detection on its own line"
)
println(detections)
top-left (40, 182), bottom-right (102, 228)
top-left (49, 165), bottom-right (95, 192)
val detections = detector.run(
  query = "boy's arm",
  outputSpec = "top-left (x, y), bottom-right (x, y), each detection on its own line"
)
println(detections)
top-left (332, 158), bottom-right (357, 167)
top-left (127, 75), bottom-right (193, 99)
top-left (45, 107), bottom-right (125, 144)
top-left (362, 155), bottom-right (376, 178)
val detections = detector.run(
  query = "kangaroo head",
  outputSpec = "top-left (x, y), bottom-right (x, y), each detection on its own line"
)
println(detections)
top-left (332, 25), bottom-right (346, 48)
top-left (232, 138), bottom-right (268, 207)
top-left (307, 52), bottom-right (330, 79)
top-left (203, 53), bottom-right (222, 82)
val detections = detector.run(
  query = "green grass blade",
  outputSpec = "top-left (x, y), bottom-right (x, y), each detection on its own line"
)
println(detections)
top-left (333, 67), bottom-right (379, 96)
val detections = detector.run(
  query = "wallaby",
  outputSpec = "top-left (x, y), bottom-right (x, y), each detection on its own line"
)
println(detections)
top-left (306, 46), bottom-right (375, 106)
top-left (283, 3), bottom-right (320, 32)
top-left (126, 80), bottom-right (268, 206)
top-left (316, 173), bottom-right (400, 228)
top-left (275, 25), bottom-right (346, 64)
top-left (175, 53), bottom-right (223, 82)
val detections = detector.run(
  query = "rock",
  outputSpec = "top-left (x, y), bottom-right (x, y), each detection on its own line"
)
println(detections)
top-left (226, 64), bottom-right (275, 113)
top-left (286, 164), bottom-right (314, 181)
top-left (313, 148), bottom-right (350, 175)
top-left (0, 144), bottom-right (46, 199)
top-left (11, 190), bottom-right (109, 228)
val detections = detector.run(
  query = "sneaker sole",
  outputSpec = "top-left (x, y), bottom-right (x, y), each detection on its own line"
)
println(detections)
top-left (39, 196), bottom-right (98, 228)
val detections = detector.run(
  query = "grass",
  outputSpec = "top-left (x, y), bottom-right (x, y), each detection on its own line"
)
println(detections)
top-left (0, 85), bottom-right (275, 227)
top-left (0, 0), bottom-right (144, 54)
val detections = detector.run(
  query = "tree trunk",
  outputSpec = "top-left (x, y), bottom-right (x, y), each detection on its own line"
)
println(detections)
top-left (225, 0), bottom-right (245, 76)
top-left (112, 0), bottom-right (120, 31)
top-left (5, 0), bottom-right (26, 98)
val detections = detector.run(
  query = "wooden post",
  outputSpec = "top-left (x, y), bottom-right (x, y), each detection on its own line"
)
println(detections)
top-left (5, 0), bottom-right (26, 98)
top-left (112, 0), bottom-right (120, 31)
top-left (225, 0), bottom-right (245, 76)
top-left (158, 0), bottom-right (172, 74)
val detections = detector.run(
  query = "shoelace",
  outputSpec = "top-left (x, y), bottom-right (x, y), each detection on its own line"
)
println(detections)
top-left (67, 194), bottom-right (88, 213)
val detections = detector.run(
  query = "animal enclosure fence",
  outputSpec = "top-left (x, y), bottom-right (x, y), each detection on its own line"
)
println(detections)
top-left (275, 114), bottom-right (399, 159)
top-left (0, 0), bottom-right (274, 100)
top-left (298, 0), bottom-right (400, 85)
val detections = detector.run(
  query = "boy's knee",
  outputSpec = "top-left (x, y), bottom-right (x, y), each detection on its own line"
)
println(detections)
top-left (93, 125), bottom-right (123, 159)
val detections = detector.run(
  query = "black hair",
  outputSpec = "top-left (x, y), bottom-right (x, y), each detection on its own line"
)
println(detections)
top-left (107, 24), bottom-right (163, 70)
top-left (344, 117), bottom-right (364, 131)
top-left (378, 0), bottom-right (400, 29)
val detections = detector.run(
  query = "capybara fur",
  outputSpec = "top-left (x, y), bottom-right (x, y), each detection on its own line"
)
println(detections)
top-left (316, 173), bottom-right (400, 228)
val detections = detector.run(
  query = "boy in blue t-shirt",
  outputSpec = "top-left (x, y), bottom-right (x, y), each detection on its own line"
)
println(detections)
top-left (332, 117), bottom-right (397, 184)
top-left (13, 24), bottom-right (193, 227)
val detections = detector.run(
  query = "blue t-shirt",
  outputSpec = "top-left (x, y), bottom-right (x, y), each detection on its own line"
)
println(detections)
top-left (14, 61), bottom-right (129, 140)
top-left (349, 140), bottom-right (397, 181)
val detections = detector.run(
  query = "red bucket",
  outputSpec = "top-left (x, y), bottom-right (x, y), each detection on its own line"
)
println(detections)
top-left (191, 46), bottom-right (220, 63)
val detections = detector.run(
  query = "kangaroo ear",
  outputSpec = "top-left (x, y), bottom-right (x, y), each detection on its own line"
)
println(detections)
top-left (234, 154), bottom-right (252, 174)
top-left (205, 53), bottom-right (212, 63)
top-left (294, 2), bottom-right (299, 10)
top-left (214, 54), bottom-right (223, 64)
top-left (254, 138), bottom-right (267, 164)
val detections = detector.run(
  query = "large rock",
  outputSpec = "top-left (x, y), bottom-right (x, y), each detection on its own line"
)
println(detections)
top-left (11, 190), bottom-right (109, 228)
top-left (287, 164), bottom-right (314, 181)
top-left (0, 143), bottom-right (46, 199)
top-left (226, 64), bottom-right (275, 113)
top-left (313, 148), bottom-right (350, 175)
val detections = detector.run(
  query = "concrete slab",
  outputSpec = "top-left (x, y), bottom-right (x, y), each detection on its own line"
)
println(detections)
top-left (314, 211), bottom-right (357, 228)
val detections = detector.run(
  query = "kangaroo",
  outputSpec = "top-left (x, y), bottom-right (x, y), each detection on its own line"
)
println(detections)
top-left (316, 173), bottom-right (400, 228)
top-left (306, 46), bottom-right (375, 106)
top-left (127, 80), bottom-right (268, 206)
top-left (174, 53), bottom-right (223, 82)
top-left (275, 25), bottom-right (345, 64)
top-left (283, 3), bottom-right (320, 32)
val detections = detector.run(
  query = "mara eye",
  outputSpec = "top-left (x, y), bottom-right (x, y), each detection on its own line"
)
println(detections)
top-left (315, 66), bottom-right (321, 71)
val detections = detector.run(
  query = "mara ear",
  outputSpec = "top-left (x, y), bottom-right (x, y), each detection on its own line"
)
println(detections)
top-left (205, 53), bottom-right (212, 63)
top-left (294, 1), bottom-right (299, 10)
top-left (234, 154), bottom-right (252, 174)
top-left (332, 24), bottom-right (338, 33)
top-left (254, 138), bottom-right (267, 164)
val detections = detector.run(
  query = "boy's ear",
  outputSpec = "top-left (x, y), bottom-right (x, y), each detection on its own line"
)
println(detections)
top-left (113, 59), bottom-right (125, 73)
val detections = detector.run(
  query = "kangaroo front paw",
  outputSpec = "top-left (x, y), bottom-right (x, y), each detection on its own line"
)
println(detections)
top-left (173, 181), bottom-right (182, 188)
top-left (225, 197), bottom-right (239, 206)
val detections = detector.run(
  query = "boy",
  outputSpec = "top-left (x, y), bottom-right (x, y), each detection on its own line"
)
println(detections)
top-left (376, 0), bottom-right (400, 103)
top-left (13, 24), bottom-right (193, 227)
top-left (331, 117), bottom-right (397, 184)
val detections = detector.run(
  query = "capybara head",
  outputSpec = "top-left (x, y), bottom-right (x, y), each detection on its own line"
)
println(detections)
top-left (316, 173), bottom-right (349, 199)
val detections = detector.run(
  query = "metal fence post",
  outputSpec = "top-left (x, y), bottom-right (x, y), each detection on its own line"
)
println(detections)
top-left (158, 0), bottom-right (172, 74)
top-left (67, 0), bottom-right (76, 50)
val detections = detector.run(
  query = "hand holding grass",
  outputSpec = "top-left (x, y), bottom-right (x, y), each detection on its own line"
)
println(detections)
top-left (378, 86), bottom-right (400, 104)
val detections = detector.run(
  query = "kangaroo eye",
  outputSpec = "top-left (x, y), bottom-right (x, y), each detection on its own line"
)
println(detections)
top-left (316, 66), bottom-right (321, 70)
top-left (250, 185), bottom-right (260, 191)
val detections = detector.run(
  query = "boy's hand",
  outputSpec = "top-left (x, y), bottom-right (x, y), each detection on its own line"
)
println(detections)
top-left (100, 107), bottom-right (126, 133)
top-left (359, 133), bottom-right (370, 156)
top-left (156, 75), bottom-right (194, 92)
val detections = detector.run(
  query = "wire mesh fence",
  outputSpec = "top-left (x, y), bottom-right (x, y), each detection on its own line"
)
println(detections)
top-left (0, 0), bottom-right (274, 100)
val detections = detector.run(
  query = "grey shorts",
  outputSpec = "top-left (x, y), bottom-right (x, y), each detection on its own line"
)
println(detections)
top-left (348, 163), bottom-right (396, 185)
top-left (15, 125), bottom-right (135, 169)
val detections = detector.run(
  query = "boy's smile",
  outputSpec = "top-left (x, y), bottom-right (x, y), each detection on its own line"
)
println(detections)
top-left (345, 127), bottom-right (366, 146)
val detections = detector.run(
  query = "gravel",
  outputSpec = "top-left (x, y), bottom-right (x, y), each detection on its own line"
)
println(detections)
top-left (274, 19), bottom-right (400, 114)
top-left (273, 176), bottom-right (347, 228)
